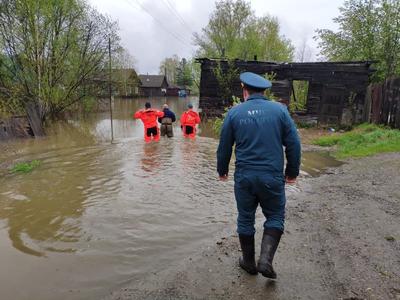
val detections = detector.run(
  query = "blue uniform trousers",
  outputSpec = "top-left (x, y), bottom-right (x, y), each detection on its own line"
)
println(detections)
top-left (234, 169), bottom-right (286, 235)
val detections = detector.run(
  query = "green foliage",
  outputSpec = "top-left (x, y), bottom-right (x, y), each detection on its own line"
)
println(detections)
top-left (0, 0), bottom-right (120, 121)
top-left (312, 124), bottom-right (400, 158)
top-left (213, 60), bottom-right (240, 104)
top-left (159, 55), bottom-right (180, 85)
top-left (81, 97), bottom-right (96, 113)
top-left (176, 58), bottom-right (193, 87)
top-left (212, 68), bottom-right (279, 136)
top-left (159, 56), bottom-right (199, 94)
top-left (315, 0), bottom-right (400, 82)
top-left (11, 160), bottom-right (41, 173)
top-left (0, 95), bottom-right (25, 117)
top-left (111, 47), bottom-right (139, 97)
top-left (188, 58), bottom-right (201, 95)
top-left (296, 122), bottom-right (317, 129)
top-left (194, 0), bottom-right (294, 61)
top-left (263, 72), bottom-right (278, 101)
top-left (213, 96), bottom-right (241, 136)
top-left (290, 80), bottom-right (309, 111)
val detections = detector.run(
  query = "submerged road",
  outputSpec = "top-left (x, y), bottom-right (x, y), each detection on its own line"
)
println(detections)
top-left (107, 153), bottom-right (400, 300)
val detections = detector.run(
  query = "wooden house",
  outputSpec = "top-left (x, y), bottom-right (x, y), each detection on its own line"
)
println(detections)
top-left (138, 75), bottom-right (168, 97)
top-left (113, 68), bottom-right (140, 97)
top-left (91, 68), bottom-right (140, 97)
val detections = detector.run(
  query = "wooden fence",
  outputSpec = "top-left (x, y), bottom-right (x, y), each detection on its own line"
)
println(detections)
top-left (365, 77), bottom-right (400, 129)
top-left (0, 103), bottom-right (44, 140)
top-left (0, 116), bottom-right (32, 140)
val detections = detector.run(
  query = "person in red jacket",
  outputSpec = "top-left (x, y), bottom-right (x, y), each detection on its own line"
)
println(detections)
top-left (180, 103), bottom-right (201, 139)
top-left (134, 102), bottom-right (164, 142)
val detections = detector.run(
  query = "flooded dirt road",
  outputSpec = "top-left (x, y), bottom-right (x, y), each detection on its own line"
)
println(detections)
top-left (0, 97), bottom-right (344, 300)
top-left (108, 153), bottom-right (400, 300)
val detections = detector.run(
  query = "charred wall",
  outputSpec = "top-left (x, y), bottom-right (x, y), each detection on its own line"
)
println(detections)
top-left (198, 58), bottom-right (374, 125)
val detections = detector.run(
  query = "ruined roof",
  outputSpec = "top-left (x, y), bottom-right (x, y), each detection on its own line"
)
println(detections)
top-left (138, 75), bottom-right (167, 88)
top-left (195, 58), bottom-right (377, 66)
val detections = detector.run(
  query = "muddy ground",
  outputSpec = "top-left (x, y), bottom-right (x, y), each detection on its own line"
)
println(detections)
top-left (106, 153), bottom-right (400, 300)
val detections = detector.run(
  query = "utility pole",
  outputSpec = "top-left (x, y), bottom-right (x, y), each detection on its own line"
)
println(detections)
top-left (108, 37), bottom-right (114, 143)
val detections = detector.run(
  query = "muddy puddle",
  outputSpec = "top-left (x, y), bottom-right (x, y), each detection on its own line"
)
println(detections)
top-left (0, 97), bottom-right (342, 300)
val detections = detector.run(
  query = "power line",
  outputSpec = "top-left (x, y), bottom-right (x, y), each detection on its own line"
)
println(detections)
top-left (127, 0), bottom-right (190, 45)
top-left (124, 0), bottom-right (192, 47)
top-left (160, 0), bottom-right (195, 35)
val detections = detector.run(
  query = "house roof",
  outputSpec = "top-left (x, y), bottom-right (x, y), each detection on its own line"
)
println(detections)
top-left (139, 75), bottom-right (167, 88)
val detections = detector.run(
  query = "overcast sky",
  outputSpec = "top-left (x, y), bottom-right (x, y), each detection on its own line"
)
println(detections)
top-left (88, 0), bottom-right (344, 74)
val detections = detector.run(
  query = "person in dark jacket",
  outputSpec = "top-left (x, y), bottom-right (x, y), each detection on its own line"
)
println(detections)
top-left (217, 72), bottom-right (301, 279)
top-left (158, 104), bottom-right (176, 137)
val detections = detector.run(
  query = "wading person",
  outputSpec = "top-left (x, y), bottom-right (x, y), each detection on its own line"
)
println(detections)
top-left (134, 102), bottom-right (164, 142)
top-left (158, 104), bottom-right (176, 138)
top-left (180, 103), bottom-right (201, 139)
top-left (217, 72), bottom-right (301, 279)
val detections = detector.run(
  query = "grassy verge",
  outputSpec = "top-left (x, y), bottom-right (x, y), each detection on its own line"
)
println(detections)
top-left (312, 124), bottom-right (400, 158)
top-left (11, 160), bottom-right (41, 173)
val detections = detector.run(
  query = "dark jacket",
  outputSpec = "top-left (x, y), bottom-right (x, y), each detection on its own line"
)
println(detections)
top-left (217, 94), bottom-right (301, 178)
top-left (158, 108), bottom-right (176, 123)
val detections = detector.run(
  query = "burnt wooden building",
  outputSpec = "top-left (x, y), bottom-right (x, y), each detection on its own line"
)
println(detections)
top-left (197, 58), bottom-right (375, 125)
top-left (138, 75), bottom-right (168, 97)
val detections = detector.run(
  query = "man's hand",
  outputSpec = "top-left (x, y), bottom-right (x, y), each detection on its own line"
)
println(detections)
top-left (219, 174), bottom-right (229, 181)
top-left (285, 176), bottom-right (297, 185)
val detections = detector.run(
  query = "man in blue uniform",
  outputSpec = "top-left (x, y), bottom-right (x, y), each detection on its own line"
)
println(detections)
top-left (217, 72), bottom-right (301, 279)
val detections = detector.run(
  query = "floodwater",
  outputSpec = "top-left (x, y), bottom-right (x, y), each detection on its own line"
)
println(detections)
top-left (0, 97), bottom-right (342, 300)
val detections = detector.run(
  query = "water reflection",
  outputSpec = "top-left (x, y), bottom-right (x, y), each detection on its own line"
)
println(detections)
top-left (301, 151), bottom-right (343, 177)
top-left (140, 143), bottom-right (161, 174)
top-left (0, 146), bottom-right (99, 256)
top-left (180, 138), bottom-right (200, 170)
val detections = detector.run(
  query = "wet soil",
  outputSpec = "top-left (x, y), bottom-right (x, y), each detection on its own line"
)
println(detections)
top-left (106, 153), bottom-right (400, 300)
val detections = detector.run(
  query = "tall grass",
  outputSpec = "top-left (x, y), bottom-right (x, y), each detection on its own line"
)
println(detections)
top-left (313, 124), bottom-right (400, 158)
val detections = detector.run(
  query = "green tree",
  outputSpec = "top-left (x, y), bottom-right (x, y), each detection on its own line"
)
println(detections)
top-left (159, 55), bottom-right (180, 85)
top-left (0, 0), bottom-right (120, 122)
top-left (187, 58), bottom-right (201, 95)
top-left (159, 55), bottom-right (199, 94)
top-left (213, 60), bottom-right (240, 104)
top-left (194, 0), bottom-right (294, 61)
top-left (112, 47), bottom-right (138, 97)
top-left (175, 58), bottom-right (193, 87)
top-left (316, 0), bottom-right (400, 82)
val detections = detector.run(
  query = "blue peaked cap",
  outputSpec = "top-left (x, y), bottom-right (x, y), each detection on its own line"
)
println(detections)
top-left (240, 72), bottom-right (272, 90)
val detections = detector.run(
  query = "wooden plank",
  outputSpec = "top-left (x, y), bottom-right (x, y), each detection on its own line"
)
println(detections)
top-left (25, 102), bottom-right (45, 137)
top-left (371, 84), bottom-right (381, 123)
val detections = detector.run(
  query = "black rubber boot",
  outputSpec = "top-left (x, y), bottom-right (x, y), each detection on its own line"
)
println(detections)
top-left (238, 234), bottom-right (258, 275)
top-left (257, 228), bottom-right (283, 279)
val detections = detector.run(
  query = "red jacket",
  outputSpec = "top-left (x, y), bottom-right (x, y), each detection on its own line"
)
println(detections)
top-left (180, 110), bottom-right (201, 127)
top-left (134, 109), bottom-right (164, 128)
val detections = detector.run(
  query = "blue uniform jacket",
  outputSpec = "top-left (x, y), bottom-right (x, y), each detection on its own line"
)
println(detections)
top-left (217, 94), bottom-right (301, 178)
top-left (158, 108), bottom-right (176, 123)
